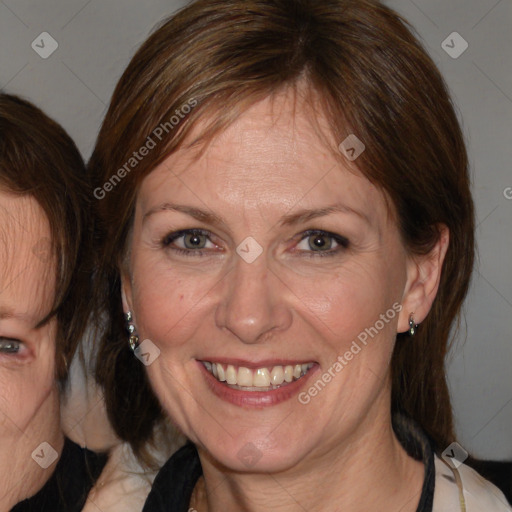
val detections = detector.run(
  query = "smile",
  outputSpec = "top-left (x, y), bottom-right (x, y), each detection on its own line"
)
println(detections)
top-left (201, 361), bottom-right (315, 391)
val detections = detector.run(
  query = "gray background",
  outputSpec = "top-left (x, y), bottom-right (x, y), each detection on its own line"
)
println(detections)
top-left (0, 0), bottom-right (510, 460)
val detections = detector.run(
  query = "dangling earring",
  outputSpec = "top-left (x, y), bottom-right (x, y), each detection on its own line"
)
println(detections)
top-left (125, 311), bottom-right (139, 351)
top-left (408, 314), bottom-right (419, 336)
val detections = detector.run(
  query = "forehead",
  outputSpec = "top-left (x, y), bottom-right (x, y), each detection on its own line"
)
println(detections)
top-left (139, 90), bottom-right (388, 224)
top-left (0, 192), bottom-right (55, 324)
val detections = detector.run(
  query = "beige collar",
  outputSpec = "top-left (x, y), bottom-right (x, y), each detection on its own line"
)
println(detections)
top-left (433, 454), bottom-right (511, 511)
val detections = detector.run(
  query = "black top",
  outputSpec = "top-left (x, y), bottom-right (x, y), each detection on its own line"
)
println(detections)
top-left (142, 414), bottom-right (435, 512)
top-left (11, 437), bottom-right (107, 512)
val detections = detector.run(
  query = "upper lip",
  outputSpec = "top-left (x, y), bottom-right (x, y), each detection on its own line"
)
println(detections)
top-left (198, 358), bottom-right (317, 369)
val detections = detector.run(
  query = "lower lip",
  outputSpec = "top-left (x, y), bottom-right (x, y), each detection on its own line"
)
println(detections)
top-left (197, 361), bottom-right (319, 407)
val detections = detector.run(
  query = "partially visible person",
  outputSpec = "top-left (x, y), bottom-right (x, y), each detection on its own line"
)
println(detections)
top-left (0, 93), bottom-right (106, 511)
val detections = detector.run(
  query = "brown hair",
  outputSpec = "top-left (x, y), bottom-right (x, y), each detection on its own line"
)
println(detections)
top-left (0, 93), bottom-right (92, 384)
top-left (90, 0), bottom-right (474, 461)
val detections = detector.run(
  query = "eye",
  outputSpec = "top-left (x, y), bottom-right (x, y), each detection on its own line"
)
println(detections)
top-left (0, 338), bottom-right (23, 354)
top-left (295, 230), bottom-right (349, 255)
top-left (162, 229), bottom-right (218, 255)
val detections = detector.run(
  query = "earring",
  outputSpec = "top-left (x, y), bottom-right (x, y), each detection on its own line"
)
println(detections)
top-left (408, 314), bottom-right (419, 336)
top-left (125, 311), bottom-right (139, 351)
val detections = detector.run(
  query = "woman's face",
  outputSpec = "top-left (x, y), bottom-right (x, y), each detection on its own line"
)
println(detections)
top-left (0, 193), bottom-right (57, 440)
top-left (123, 90), bottom-right (434, 472)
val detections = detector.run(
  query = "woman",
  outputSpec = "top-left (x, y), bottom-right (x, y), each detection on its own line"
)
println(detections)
top-left (89, 0), bottom-right (511, 510)
top-left (0, 93), bottom-right (106, 510)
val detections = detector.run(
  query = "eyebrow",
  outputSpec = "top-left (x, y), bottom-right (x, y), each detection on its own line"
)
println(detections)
top-left (143, 203), bottom-right (225, 227)
top-left (280, 204), bottom-right (371, 227)
top-left (0, 307), bottom-right (54, 329)
top-left (0, 308), bottom-right (26, 321)
top-left (143, 202), bottom-right (370, 228)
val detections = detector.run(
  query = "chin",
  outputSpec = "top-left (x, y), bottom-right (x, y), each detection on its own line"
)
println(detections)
top-left (212, 446), bottom-right (304, 474)
top-left (197, 427), bottom-right (314, 474)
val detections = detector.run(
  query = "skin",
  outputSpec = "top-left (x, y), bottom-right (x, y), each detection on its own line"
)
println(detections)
top-left (122, 87), bottom-right (449, 511)
top-left (0, 193), bottom-right (63, 509)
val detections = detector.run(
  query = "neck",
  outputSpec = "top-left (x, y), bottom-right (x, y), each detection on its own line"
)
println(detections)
top-left (195, 399), bottom-right (424, 512)
top-left (0, 386), bottom-right (64, 510)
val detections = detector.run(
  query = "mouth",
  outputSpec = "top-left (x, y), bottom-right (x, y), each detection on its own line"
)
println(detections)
top-left (200, 361), bottom-right (315, 391)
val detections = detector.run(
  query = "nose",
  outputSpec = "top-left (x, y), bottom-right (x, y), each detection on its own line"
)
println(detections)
top-left (215, 256), bottom-right (293, 344)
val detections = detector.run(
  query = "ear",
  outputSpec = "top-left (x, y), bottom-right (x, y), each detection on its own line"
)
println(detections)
top-left (397, 225), bottom-right (449, 333)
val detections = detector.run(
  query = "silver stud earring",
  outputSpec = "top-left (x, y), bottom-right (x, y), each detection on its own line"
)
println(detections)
top-left (408, 314), bottom-right (419, 336)
top-left (125, 311), bottom-right (139, 351)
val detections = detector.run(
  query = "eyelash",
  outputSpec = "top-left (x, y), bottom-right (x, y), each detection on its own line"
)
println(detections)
top-left (160, 228), bottom-right (349, 258)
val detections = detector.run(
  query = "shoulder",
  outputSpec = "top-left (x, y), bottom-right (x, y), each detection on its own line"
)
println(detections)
top-left (433, 454), bottom-right (512, 511)
top-left (82, 442), bottom-right (157, 512)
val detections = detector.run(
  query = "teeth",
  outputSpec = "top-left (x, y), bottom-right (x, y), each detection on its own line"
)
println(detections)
top-left (270, 366), bottom-right (284, 386)
top-left (202, 361), bottom-right (314, 390)
top-left (217, 363), bottom-right (226, 381)
top-left (237, 367), bottom-right (252, 387)
top-left (253, 368), bottom-right (270, 387)
top-left (226, 365), bottom-right (237, 385)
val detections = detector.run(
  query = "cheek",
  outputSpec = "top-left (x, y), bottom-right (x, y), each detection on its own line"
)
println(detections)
top-left (0, 358), bottom-right (55, 433)
top-left (0, 324), bottom-right (57, 432)
top-left (290, 259), bottom-right (402, 343)
top-left (131, 263), bottom-right (216, 354)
